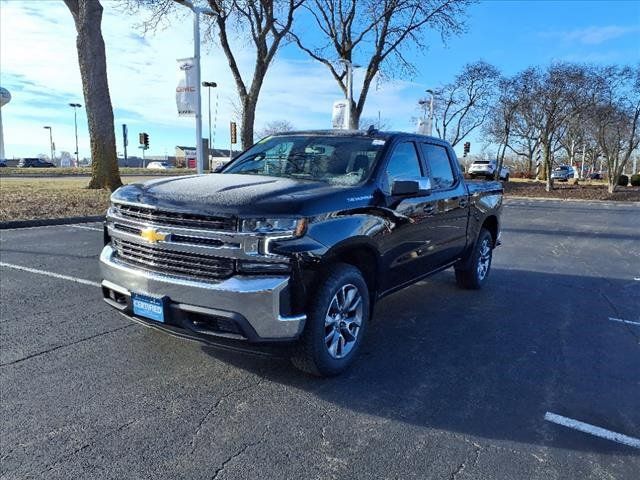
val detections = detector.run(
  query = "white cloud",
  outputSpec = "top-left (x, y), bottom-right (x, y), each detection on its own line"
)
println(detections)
top-left (542, 25), bottom-right (640, 45)
top-left (0, 1), bottom-right (420, 159)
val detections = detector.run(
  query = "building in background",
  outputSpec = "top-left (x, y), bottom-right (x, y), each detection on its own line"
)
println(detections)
top-left (175, 145), bottom-right (236, 170)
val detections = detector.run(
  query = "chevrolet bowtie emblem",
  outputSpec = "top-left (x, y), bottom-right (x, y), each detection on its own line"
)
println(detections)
top-left (140, 227), bottom-right (168, 243)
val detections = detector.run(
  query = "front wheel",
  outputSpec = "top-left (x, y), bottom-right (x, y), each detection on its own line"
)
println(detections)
top-left (455, 229), bottom-right (494, 290)
top-left (291, 263), bottom-right (369, 376)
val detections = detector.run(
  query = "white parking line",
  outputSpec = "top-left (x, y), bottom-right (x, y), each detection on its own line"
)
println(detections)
top-left (69, 224), bottom-right (103, 232)
top-left (608, 317), bottom-right (640, 327)
top-left (544, 412), bottom-right (640, 449)
top-left (0, 262), bottom-right (101, 288)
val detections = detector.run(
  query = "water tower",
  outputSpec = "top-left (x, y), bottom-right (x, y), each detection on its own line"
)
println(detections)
top-left (0, 87), bottom-right (10, 161)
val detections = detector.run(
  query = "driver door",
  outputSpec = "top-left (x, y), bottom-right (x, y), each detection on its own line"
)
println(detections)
top-left (379, 141), bottom-right (435, 293)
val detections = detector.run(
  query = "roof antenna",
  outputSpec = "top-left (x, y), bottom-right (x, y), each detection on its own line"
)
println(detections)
top-left (366, 124), bottom-right (377, 136)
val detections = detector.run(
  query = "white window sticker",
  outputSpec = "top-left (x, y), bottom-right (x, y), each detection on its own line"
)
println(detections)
top-left (372, 139), bottom-right (385, 146)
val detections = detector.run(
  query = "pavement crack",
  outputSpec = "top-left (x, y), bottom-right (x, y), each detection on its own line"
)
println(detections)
top-left (209, 430), bottom-right (267, 480)
top-left (0, 324), bottom-right (135, 368)
top-left (190, 378), bottom-right (265, 454)
top-left (35, 419), bottom-right (138, 476)
top-left (450, 441), bottom-right (482, 480)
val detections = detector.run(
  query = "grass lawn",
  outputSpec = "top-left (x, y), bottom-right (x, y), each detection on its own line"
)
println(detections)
top-left (0, 167), bottom-right (195, 176)
top-left (1, 175), bottom-right (638, 223)
top-left (0, 176), bottom-right (160, 222)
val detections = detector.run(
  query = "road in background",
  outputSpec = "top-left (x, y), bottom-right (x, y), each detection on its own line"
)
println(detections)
top-left (1, 199), bottom-right (639, 479)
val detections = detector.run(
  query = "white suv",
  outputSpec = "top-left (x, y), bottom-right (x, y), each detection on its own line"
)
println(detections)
top-left (468, 159), bottom-right (509, 181)
top-left (146, 161), bottom-right (172, 170)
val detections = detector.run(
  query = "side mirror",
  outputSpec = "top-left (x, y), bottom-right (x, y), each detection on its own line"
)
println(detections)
top-left (391, 178), bottom-right (431, 196)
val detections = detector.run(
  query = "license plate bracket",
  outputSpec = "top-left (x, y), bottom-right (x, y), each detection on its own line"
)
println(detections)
top-left (132, 293), bottom-right (167, 323)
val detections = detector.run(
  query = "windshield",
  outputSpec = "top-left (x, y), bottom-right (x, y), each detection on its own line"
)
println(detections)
top-left (222, 135), bottom-right (385, 185)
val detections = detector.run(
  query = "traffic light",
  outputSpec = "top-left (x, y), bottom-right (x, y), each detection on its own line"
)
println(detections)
top-left (230, 122), bottom-right (237, 144)
top-left (139, 132), bottom-right (149, 149)
top-left (463, 141), bottom-right (471, 157)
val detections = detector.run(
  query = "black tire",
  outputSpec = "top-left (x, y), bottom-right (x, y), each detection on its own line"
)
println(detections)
top-left (469, 174), bottom-right (476, 179)
top-left (291, 263), bottom-right (369, 377)
top-left (503, 174), bottom-right (509, 182)
top-left (455, 228), bottom-right (494, 290)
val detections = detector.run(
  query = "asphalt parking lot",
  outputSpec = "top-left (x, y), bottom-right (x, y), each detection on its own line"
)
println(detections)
top-left (1, 198), bottom-right (639, 479)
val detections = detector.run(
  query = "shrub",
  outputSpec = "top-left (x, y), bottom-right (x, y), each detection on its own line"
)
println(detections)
top-left (617, 175), bottom-right (629, 186)
top-left (631, 174), bottom-right (640, 187)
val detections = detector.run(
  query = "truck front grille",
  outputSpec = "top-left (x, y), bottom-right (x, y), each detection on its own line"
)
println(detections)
top-left (112, 238), bottom-right (235, 281)
top-left (113, 203), bottom-right (236, 231)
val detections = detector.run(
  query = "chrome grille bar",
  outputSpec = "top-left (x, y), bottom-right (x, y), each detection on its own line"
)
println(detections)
top-left (112, 238), bottom-right (234, 281)
top-left (112, 203), bottom-right (237, 231)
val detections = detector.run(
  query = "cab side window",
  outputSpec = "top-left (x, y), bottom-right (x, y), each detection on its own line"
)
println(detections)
top-left (384, 142), bottom-right (423, 191)
top-left (420, 143), bottom-right (455, 189)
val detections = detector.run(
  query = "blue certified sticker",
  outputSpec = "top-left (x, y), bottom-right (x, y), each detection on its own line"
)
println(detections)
top-left (132, 293), bottom-right (165, 323)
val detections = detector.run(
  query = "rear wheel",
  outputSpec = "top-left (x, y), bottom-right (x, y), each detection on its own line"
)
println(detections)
top-left (455, 228), bottom-right (493, 290)
top-left (291, 263), bottom-right (369, 376)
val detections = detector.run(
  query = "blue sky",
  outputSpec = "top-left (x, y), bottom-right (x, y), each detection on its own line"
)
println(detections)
top-left (1, 0), bottom-right (639, 160)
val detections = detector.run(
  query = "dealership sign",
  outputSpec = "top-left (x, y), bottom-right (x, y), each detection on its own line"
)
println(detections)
top-left (176, 58), bottom-right (197, 117)
top-left (332, 100), bottom-right (348, 130)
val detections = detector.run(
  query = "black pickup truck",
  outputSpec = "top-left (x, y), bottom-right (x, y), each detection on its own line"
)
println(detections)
top-left (100, 130), bottom-right (503, 376)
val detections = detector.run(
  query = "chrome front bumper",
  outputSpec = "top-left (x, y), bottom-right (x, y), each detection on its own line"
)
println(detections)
top-left (99, 245), bottom-right (306, 341)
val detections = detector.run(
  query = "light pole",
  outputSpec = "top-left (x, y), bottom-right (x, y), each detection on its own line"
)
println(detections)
top-left (43, 126), bottom-right (54, 163)
top-left (175, 0), bottom-right (215, 175)
top-left (425, 89), bottom-right (435, 136)
top-left (69, 103), bottom-right (81, 166)
top-left (339, 59), bottom-right (361, 129)
top-left (202, 81), bottom-right (217, 169)
top-left (418, 99), bottom-right (429, 135)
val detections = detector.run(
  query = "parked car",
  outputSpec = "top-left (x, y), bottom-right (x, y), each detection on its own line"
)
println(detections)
top-left (0, 160), bottom-right (7, 168)
top-left (468, 159), bottom-right (509, 181)
top-left (100, 130), bottom-right (503, 376)
top-left (550, 165), bottom-right (576, 181)
top-left (17, 158), bottom-right (55, 168)
top-left (146, 161), bottom-right (172, 170)
top-left (589, 172), bottom-right (604, 180)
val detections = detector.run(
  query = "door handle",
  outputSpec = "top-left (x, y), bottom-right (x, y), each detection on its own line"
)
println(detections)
top-left (423, 204), bottom-right (435, 214)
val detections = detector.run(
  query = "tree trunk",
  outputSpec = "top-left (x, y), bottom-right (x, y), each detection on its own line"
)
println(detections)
top-left (65, 0), bottom-right (121, 191)
top-left (240, 95), bottom-right (257, 150)
top-left (543, 141), bottom-right (553, 192)
top-left (350, 100), bottom-right (359, 130)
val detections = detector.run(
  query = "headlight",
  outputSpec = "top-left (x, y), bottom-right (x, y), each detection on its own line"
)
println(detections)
top-left (241, 218), bottom-right (307, 237)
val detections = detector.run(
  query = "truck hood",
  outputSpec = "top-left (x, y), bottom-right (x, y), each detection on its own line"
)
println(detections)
top-left (111, 173), bottom-right (369, 216)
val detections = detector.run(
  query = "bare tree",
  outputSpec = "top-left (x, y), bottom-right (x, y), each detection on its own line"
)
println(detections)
top-left (256, 119), bottom-right (295, 139)
top-left (589, 65), bottom-right (640, 193)
top-left (133, 0), bottom-right (303, 150)
top-left (64, 0), bottom-right (122, 191)
top-left (291, 0), bottom-right (472, 129)
top-left (359, 115), bottom-right (392, 131)
top-left (433, 61), bottom-right (500, 147)
top-left (524, 64), bottom-right (588, 191)
top-left (484, 76), bottom-right (520, 180)
top-left (206, 0), bottom-right (303, 148)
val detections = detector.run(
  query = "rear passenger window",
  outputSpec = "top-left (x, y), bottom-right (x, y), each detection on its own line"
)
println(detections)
top-left (420, 144), bottom-right (455, 189)
top-left (385, 142), bottom-right (422, 190)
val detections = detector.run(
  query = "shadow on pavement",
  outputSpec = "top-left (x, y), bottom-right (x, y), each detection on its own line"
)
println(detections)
top-left (202, 268), bottom-right (640, 454)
